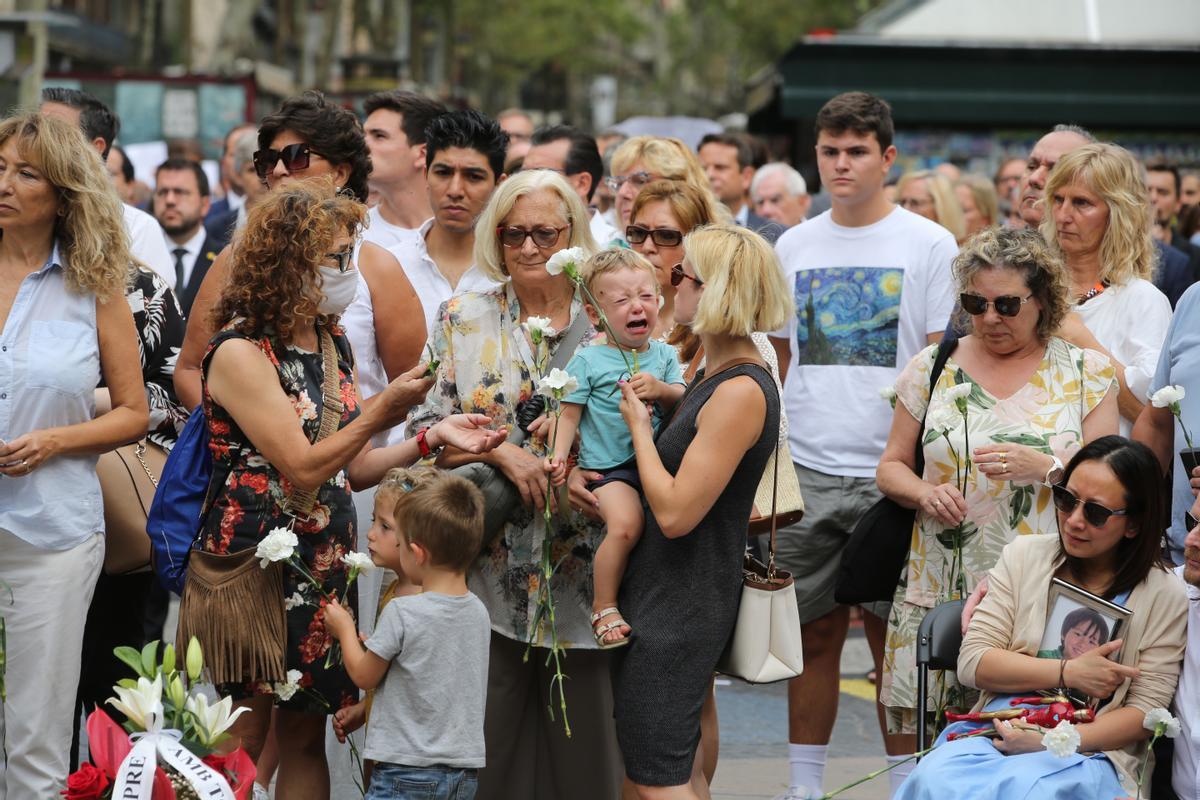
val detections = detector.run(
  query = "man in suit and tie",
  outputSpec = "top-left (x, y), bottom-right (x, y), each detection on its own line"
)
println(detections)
top-left (698, 132), bottom-right (786, 243)
top-left (152, 158), bottom-right (227, 317)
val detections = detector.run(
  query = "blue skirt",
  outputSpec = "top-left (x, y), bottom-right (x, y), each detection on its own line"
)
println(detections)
top-left (896, 696), bottom-right (1128, 800)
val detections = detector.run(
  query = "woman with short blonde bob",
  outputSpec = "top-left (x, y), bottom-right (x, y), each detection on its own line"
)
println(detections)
top-left (612, 224), bottom-right (792, 799)
top-left (0, 111), bottom-right (148, 797)
top-left (1041, 142), bottom-right (1171, 434)
top-left (898, 170), bottom-right (968, 243)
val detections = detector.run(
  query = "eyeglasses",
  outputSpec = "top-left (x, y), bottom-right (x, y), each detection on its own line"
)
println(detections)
top-left (495, 225), bottom-right (569, 249)
top-left (670, 263), bottom-right (703, 288)
top-left (253, 143), bottom-right (324, 181)
top-left (626, 226), bottom-right (683, 247)
top-left (605, 171), bottom-right (655, 192)
top-left (324, 246), bottom-right (355, 273)
top-left (898, 197), bottom-right (934, 210)
top-left (1051, 484), bottom-right (1128, 527)
top-left (959, 292), bottom-right (1034, 318)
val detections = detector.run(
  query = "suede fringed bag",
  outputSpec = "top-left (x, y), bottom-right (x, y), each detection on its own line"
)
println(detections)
top-left (176, 328), bottom-right (342, 686)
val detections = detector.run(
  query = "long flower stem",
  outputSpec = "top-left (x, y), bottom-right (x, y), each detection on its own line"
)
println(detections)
top-left (1135, 731), bottom-right (1160, 800)
top-left (576, 282), bottom-right (637, 377)
top-left (818, 746), bottom-right (934, 799)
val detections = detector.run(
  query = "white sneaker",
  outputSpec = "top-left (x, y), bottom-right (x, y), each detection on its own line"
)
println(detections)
top-left (773, 787), bottom-right (820, 800)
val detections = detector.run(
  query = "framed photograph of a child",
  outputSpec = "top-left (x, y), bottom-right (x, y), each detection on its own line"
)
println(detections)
top-left (1036, 577), bottom-right (1132, 661)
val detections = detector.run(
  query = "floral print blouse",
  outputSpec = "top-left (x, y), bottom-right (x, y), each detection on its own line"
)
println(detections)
top-left (121, 267), bottom-right (188, 450)
top-left (407, 282), bottom-right (602, 647)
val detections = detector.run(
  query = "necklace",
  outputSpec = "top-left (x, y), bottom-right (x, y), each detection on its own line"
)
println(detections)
top-left (1077, 280), bottom-right (1108, 304)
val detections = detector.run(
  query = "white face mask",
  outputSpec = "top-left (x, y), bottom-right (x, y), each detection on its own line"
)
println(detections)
top-left (317, 265), bottom-right (358, 316)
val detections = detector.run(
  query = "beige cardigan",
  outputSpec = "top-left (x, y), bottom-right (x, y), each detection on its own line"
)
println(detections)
top-left (958, 534), bottom-right (1187, 789)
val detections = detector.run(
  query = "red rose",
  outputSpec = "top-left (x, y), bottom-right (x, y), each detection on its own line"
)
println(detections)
top-left (62, 763), bottom-right (110, 799)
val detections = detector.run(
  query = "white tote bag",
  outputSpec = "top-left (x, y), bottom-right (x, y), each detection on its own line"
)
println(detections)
top-left (715, 448), bottom-right (805, 683)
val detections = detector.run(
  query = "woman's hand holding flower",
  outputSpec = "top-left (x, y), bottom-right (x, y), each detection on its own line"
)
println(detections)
top-left (920, 482), bottom-right (967, 526)
top-left (618, 380), bottom-right (652, 433)
top-left (974, 443), bottom-right (1052, 484)
top-left (379, 363), bottom-right (435, 425)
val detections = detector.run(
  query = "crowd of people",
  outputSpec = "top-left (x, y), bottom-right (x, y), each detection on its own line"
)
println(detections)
top-left (1, 81), bottom-right (1200, 800)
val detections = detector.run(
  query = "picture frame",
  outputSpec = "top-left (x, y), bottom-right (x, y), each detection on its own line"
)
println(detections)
top-left (1037, 577), bottom-right (1132, 664)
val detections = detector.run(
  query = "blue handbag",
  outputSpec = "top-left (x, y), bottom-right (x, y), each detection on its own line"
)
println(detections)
top-left (147, 405), bottom-right (228, 594)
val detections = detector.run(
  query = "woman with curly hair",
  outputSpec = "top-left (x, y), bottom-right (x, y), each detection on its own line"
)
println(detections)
top-left (175, 90), bottom-right (427, 412)
top-left (875, 226), bottom-right (1118, 767)
top-left (200, 182), bottom-right (504, 798)
top-left (1043, 142), bottom-right (1172, 436)
top-left (0, 112), bottom-right (148, 796)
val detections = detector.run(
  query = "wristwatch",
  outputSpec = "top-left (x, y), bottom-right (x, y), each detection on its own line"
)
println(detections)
top-left (1043, 455), bottom-right (1065, 486)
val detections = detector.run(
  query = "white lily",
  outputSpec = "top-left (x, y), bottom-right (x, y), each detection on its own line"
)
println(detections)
top-left (107, 674), bottom-right (164, 731)
top-left (185, 636), bottom-right (204, 683)
top-left (545, 247), bottom-right (585, 279)
top-left (255, 526), bottom-right (298, 569)
top-left (1150, 385), bottom-right (1186, 408)
top-left (1041, 718), bottom-right (1081, 758)
top-left (1143, 707), bottom-right (1181, 738)
top-left (537, 368), bottom-right (579, 400)
top-left (186, 693), bottom-right (250, 747)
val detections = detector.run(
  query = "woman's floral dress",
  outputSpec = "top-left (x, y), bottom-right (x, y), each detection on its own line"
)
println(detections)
top-left (407, 283), bottom-right (603, 647)
top-left (200, 323), bottom-right (361, 715)
top-left (879, 336), bottom-right (1114, 734)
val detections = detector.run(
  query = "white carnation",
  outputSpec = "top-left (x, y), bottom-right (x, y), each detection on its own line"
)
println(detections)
top-left (1150, 385), bottom-right (1186, 408)
top-left (926, 403), bottom-right (961, 435)
top-left (545, 247), bottom-right (585, 278)
top-left (944, 383), bottom-right (973, 402)
top-left (1041, 719), bottom-right (1081, 758)
top-left (879, 386), bottom-right (897, 402)
top-left (342, 552), bottom-right (375, 572)
top-left (283, 592), bottom-right (306, 610)
top-left (537, 367), bottom-right (579, 399)
top-left (523, 316), bottom-right (555, 345)
top-left (273, 669), bottom-right (303, 701)
top-left (255, 527), bottom-right (298, 569)
top-left (1143, 707), bottom-right (1181, 738)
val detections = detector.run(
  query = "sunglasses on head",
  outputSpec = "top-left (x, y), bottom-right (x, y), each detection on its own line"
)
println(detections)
top-left (495, 225), bottom-right (569, 249)
top-left (1051, 483), bottom-right (1128, 527)
top-left (670, 263), bottom-right (703, 288)
top-left (960, 292), bottom-right (1033, 318)
top-left (626, 226), bottom-right (683, 247)
top-left (253, 143), bottom-right (322, 181)
top-left (605, 171), bottom-right (654, 192)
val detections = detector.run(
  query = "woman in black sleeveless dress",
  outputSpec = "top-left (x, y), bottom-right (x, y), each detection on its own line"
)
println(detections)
top-left (611, 224), bottom-right (795, 798)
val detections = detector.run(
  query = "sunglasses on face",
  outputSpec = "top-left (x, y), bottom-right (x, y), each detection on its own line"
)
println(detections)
top-left (670, 262), bottom-right (703, 288)
top-left (1051, 483), bottom-right (1129, 527)
top-left (495, 225), bottom-right (569, 249)
top-left (324, 246), bottom-right (355, 273)
top-left (253, 143), bottom-right (323, 181)
top-left (959, 292), bottom-right (1033, 318)
top-left (625, 225), bottom-right (683, 247)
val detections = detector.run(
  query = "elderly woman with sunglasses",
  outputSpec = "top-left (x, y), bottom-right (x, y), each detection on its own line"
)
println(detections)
top-left (897, 437), bottom-right (1186, 799)
top-left (406, 170), bottom-right (626, 800)
top-left (875, 226), bottom-right (1119, 749)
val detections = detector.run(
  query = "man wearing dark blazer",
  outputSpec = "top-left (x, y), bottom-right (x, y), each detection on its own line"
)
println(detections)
top-left (152, 158), bottom-right (228, 318)
top-left (697, 132), bottom-right (787, 244)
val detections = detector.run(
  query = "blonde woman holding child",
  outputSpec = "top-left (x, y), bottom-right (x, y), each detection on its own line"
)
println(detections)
top-left (325, 467), bottom-right (491, 800)
top-left (547, 248), bottom-right (687, 647)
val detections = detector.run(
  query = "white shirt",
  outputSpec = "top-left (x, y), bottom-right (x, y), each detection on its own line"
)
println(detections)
top-left (161, 226), bottom-right (207, 293)
top-left (363, 205), bottom-right (421, 251)
top-left (589, 208), bottom-right (620, 247)
top-left (123, 203), bottom-right (174, 286)
top-left (1073, 277), bottom-right (1171, 436)
top-left (386, 218), bottom-right (499, 334)
top-left (772, 207), bottom-right (957, 477)
top-left (734, 204), bottom-right (750, 226)
top-left (1172, 565), bottom-right (1200, 799)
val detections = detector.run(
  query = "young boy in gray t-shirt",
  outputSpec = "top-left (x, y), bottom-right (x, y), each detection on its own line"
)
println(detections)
top-left (326, 467), bottom-right (489, 799)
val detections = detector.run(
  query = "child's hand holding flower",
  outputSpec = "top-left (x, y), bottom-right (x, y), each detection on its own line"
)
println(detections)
top-left (322, 598), bottom-right (355, 639)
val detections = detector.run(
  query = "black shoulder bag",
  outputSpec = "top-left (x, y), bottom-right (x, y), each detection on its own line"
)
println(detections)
top-left (834, 339), bottom-right (959, 605)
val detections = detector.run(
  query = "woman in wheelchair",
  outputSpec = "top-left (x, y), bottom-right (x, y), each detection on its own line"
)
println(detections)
top-left (898, 437), bottom-right (1186, 799)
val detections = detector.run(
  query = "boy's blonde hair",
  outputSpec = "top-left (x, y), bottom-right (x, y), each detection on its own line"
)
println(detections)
top-left (684, 224), bottom-right (794, 336)
top-left (582, 247), bottom-right (659, 297)
top-left (381, 466), bottom-right (485, 572)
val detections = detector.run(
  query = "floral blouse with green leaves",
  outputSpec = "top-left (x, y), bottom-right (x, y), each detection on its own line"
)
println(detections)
top-left (407, 282), bottom-right (603, 647)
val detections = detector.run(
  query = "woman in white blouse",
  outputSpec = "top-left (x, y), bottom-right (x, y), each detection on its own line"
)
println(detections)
top-left (1043, 142), bottom-right (1172, 436)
